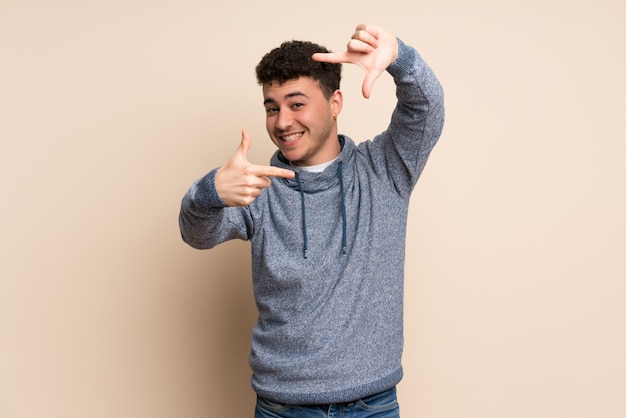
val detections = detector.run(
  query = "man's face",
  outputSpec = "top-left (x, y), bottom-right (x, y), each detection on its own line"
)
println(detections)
top-left (263, 76), bottom-right (342, 167)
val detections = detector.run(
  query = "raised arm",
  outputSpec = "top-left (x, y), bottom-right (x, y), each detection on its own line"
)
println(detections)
top-left (318, 23), bottom-right (445, 195)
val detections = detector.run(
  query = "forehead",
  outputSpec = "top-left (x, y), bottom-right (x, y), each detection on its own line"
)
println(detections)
top-left (262, 76), bottom-right (322, 101)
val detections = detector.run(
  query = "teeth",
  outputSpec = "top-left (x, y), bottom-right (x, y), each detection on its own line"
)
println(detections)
top-left (282, 133), bottom-right (301, 142)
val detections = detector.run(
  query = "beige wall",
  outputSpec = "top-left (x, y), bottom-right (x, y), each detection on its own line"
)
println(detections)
top-left (1, 1), bottom-right (625, 417)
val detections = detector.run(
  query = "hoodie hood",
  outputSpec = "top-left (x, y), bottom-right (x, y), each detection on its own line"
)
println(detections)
top-left (270, 135), bottom-right (353, 258)
top-left (270, 135), bottom-right (353, 192)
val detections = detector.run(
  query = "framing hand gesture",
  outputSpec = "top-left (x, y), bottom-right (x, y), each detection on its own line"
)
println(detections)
top-left (313, 23), bottom-right (398, 98)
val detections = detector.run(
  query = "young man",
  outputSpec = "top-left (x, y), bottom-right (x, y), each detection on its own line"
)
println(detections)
top-left (179, 23), bottom-right (444, 417)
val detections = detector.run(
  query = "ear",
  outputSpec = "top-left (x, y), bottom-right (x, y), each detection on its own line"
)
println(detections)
top-left (330, 89), bottom-right (343, 119)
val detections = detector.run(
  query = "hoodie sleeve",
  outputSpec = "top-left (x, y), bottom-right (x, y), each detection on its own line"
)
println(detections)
top-left (178, 168), bottom-right (252, 249)
top-left (371, 38), bottom-right (445, 197)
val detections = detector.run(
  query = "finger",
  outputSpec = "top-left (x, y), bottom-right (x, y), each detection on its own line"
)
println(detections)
top-left (362, 78), bottom-right (372, 99)
top-left (350, 31), bottom-right (378, 51)
top-left (249, 164), bottom-right (295, 179)
top-left (361, 69), bottom-right (383, 99)
top-left (243, 176), bottom-right (272, 190)
top-left (346, 38), bottom-right (376, 54)
top-left (312, 51), bottom-right (351, 64)
top-left (237, 129), bottom-right (251, 159)
top-left (354, 23), bottom-right (379, 40)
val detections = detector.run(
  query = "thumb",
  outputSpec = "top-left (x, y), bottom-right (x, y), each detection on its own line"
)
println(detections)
top-left (237, 129), bottom-right (252, 160)
top-left (361, 69), bottom-right (382, 99)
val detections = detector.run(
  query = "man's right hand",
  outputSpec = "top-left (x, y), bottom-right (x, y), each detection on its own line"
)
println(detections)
top-left (215, 130), bottom-right (295, 207)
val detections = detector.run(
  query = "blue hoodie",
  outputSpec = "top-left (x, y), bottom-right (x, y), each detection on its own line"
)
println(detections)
top-left (179, 39), bottom-right (445, 404)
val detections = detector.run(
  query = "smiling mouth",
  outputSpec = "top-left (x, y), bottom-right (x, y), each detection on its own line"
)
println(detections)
top-left (280, 132), bottom-right (303, 143)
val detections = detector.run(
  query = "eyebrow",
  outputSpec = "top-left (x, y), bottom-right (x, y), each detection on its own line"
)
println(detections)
top-left (263, 91), bottom-right (309, 105)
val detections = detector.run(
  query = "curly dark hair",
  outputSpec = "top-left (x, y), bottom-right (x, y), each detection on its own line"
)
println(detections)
top-left (255, 40), bottom-right (342, 99)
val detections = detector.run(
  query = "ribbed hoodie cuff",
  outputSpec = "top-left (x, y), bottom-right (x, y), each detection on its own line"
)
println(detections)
top-left (386, 38), bottom-right (417, 79)
top-left (190, 168), bottom-right (227, 211)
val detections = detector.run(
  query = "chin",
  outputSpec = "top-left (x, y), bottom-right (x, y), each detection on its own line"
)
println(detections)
top-left (282, 153), bottom-right (301, 165)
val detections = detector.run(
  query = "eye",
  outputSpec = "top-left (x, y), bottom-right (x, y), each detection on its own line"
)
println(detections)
top-left (292, 102), bottom-right (304, 110)
top-left (265, 107), bottom-right (279, 115)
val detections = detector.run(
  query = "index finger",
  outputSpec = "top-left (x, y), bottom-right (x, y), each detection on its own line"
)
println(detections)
top-left (312, 51), bottom-right (352, 64)
top-left (249, 164), bottom-right (295, 179)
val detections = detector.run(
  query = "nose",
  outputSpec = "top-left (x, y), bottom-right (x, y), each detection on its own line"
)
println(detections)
top-left (275, 109), bottom-right (292, 132)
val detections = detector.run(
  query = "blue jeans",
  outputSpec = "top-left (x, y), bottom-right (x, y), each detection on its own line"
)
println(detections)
top-left (254, 387), bottom-right (400, 418)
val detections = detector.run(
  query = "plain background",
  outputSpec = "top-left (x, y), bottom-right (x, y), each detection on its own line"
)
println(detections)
top-left (1, 0), bottom-right (625, 417)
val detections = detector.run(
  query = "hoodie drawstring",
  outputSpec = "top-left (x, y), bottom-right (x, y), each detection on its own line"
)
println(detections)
top-left (295, 164), bottom-right (348, 259)
top-left (295, 173), bottom-right (309, 259)
top-left (337, 162), bottom-right (348, 255)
